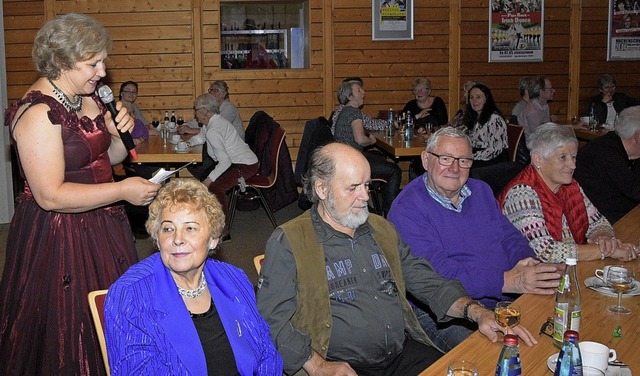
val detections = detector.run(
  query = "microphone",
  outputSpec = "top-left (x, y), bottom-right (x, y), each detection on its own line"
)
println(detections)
top-left (97, 85), bottom-right (138, 160)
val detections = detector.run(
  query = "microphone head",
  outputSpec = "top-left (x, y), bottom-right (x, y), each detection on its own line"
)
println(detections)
top-left (97, 85), bottom-right (115, 104)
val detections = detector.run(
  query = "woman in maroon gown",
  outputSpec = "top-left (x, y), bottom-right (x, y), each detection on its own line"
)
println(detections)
top-left (0, 14), bottom-right (160, 375)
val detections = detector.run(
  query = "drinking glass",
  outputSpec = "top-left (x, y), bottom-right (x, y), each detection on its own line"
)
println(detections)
top-left (151, 117), bottom-right (160, 129)
top-left (494, 301), bottom-right (521, 333)
top-left (177, 115), bottom-right (184, 126)
top-left (606, 266), bottom-right (635, 314)
top-left (447, 360), bottom-right (478, 376)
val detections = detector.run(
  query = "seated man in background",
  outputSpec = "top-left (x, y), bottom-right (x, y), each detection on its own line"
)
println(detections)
top-left (257, 142), bottom-right (537, 376)
top-left (388, 127), bottom-right (561, 351)
top-left (519, 75), bottom-right (556, 138)
top-left (574, 106), bottom-right (640, 224)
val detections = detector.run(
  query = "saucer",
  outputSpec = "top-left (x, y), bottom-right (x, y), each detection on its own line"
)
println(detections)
top-left (174, 146), bottom-right (191, 153)
top-left (547, 353), bottom-right (631, 375)
top-left (584, 276), bottom-right (640, 298)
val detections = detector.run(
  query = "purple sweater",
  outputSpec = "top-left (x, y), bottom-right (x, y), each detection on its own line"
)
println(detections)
top-left (388, 176), bottom-right (535, 308)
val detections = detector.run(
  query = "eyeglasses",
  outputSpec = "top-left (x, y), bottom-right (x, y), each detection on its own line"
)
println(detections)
top-left (603, 85), bottom-right (616, 90)
top-left (208, 88), bottom-right (224, 94)
top-left (539, 317), bottom-right (554, 339)
top-left (428, 152), bottom-right (474, 169)
top-left (122, 90), bottom-right (138, 95)
top-left (193, 106), bottom-right (207, 112)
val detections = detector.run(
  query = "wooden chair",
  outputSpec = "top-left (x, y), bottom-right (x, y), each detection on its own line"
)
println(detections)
top-left (254, 254), bottom-right (265, 275)
top-left (227, 127), bottom-right (286, 232)
top-left (506, 124), bottom-right (525, 162)
top-left (88, 289), bottom-right (110, 375)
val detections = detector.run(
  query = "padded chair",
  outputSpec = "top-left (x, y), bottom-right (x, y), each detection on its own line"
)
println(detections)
top-left (506, 124), bottom-right (525, 162)
top-left (88, 289), bottom-right (110, 376)
top-left (254, 254), bottom-right (265, 275)
top-left (369, 178), bottom-right (388, 217)
top-left (227, 127), bottom-right (286, 232)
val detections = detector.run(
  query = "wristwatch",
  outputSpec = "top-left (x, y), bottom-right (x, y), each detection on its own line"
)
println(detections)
top-left (462, 300), bottom-right (485, 322)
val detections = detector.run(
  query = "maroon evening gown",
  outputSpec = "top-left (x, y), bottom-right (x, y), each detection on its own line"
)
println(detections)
top-left (0, 92), bottom-right (138, 375)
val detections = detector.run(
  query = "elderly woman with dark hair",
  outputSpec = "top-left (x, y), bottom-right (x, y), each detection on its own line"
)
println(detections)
top-left (589, 74), bottom-right (640, 129)
top-left (461, 83), bottom-right (509, 168)
top-left (0, 13), bottom-right (160, 375)
top-left (333, 80), bottom-right (402, 213)
top-left (499, 123), bottom-right (638, 263)
top-left (105, 179), bottom-right (282, 375)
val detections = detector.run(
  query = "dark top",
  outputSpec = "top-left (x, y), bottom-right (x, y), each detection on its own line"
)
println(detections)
top-left (574, 131), bottom-right (640, 224)
top-left (192, 299), bottom-right (241, 376)
top-left (589, 92), bottom-right (640, 125)
top-left (402, 97), bottom-right (448, 128)
top-left (334, 106), bottom-right (365, 151)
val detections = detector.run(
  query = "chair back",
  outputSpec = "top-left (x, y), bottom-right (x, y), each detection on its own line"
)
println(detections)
top-left (254, 254), bottom-right (265, 275)
top-left (506, 124), bottom-right (525, 162)
top-left (247, 127), bottom-right (286, 188)
top-left (88, 289), bottom-right (110, 375)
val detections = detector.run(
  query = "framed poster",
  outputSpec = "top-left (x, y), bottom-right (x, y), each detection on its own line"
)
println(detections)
top-left (488, 0), bottom-right (544, 62)
top-left (608, 0), bottom-right (640, 60)
top-left (372, 0), bottom-right (414, 41)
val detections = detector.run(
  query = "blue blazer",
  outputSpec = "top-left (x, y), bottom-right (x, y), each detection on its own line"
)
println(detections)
top-left (105, 253), bottom-right (282, 375)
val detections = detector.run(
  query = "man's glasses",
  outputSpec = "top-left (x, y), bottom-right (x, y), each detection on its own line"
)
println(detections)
top-left (539, 317), bottom-right (554, 339)
top-left (122, 90), bottom-right (138, 95)
top-left (428, 152), bottom-right (474, 169)
top-left (208, 88), bottom-right (223, 93)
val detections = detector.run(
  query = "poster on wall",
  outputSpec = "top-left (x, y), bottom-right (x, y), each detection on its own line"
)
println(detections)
top-left (488, 0), bottom-right (544, 62)
top-left (608, 0), bottom-right (640, 60)
top-left (372, 0), bottom-right (414, 40)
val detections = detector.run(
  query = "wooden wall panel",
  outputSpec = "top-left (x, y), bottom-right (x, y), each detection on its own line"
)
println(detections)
top-left (3, 0), bottom-right (640, 171)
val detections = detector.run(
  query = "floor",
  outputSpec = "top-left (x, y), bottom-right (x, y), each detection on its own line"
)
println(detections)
top-left (0, 200), bottom-right (305, 287)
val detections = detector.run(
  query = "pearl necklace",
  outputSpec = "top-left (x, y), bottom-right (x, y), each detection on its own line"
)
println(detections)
top-left (48, 78), bottom-right (82, 113)
top-left (177, 272), bottom-right (207, 299)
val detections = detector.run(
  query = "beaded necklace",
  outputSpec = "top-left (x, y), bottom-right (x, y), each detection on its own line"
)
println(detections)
top-left (48, 78), bottom-right (82, 113)
top-left (177, 272), bottom-right (207, 299)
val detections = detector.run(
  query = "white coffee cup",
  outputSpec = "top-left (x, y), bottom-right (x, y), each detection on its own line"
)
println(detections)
top-left (171, 134), bottom-right (181, 144)
top-left (168, 121), bottom-right (176, 130)
top-left (176, 141), bottom-right (188, 151)
top-left (595, 265), bottom-right (628, 283)
top-left (580, 341), bottom-right (617, 371)
top-left (580, 116), bottom-right (590, 125)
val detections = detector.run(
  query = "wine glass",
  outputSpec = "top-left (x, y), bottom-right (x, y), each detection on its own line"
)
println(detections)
top-left (447, 360), bottom-right (478, 376)
top-left (494, 301), bottom-right (521, 334)
top-left (606, 267), bottom-right (635, 314)
top-left (151, 117), bottom-right (160, 129)
top-left (176, 115), bottom-right (184, 126)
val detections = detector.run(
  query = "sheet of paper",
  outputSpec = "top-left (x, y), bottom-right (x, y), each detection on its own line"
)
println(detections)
top-left (148, 160), bottom-right (195, 184)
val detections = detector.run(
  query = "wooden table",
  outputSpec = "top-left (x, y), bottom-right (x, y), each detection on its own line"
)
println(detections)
top-left (133, 134), bottom-right (202, 164)
top-left (573, 126), bottom-right (610, 142)
top-left (371, 131), bottom-right (427, 158)
top-left (420, 205), bottom-right (640, 375)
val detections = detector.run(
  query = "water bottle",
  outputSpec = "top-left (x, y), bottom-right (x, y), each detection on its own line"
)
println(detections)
top-left (387, 109), bottom-right (395, 137)
top-left (553, 258), bottom-right (581, 348)
top-left (405, 110), bottom-right (413, 140)
top-left (589, 103), bottom-right (598, 131)
top-left (554, 330), bottom-right (582, 376)
top-left (164, 111), bottom-right (170, 129)
top-left (495, 334), bottom-right (521, 376)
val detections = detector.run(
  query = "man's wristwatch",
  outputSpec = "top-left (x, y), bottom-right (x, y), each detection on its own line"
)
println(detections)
top-left (462, 300), bottom-right (485, 322)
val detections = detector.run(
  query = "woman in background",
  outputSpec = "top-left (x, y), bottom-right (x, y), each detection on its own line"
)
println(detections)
top-left (105, 179), bottom-right (282, 375)
top-left (0, 13), bottom-right (159, 375)
top-left (402, 77), bottom-right (448, 133)
top-left (499, 123), bottom-right (638, 263)
top-left (119, 80), bottom-right (159, 135)
top-left (462, 83), bottom-right (509, 168)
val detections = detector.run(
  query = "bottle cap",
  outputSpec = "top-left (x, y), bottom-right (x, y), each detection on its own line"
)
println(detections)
top-left (564, 330), bottom-right (579, 342)
top-left (504, 334), bottom-right (519, 346)
top-left (565, 258), bottom-right (577, 265)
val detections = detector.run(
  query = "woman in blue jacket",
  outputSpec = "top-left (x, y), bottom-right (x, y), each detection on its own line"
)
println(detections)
top-left (105, 178), bottom-right (282, 375)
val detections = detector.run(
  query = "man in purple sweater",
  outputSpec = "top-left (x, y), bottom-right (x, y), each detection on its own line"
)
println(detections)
top-left (388, 127), bottom-right (562, 351)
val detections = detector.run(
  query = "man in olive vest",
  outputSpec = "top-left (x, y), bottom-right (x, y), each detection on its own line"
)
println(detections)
top-left (256, 143), bottom-right (537, 376)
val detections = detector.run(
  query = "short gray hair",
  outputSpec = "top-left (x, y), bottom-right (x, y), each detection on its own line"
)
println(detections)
top-left (32, 13), bottom-right (111, 79)
top-left (302, 144), bottom-right (337, 204)
top-left (210, 80), bottom-right (230, 99)
top-left (526, 75), bottom-right (546, 99)
top-left (412, 77), bottom-right (432, 91)
top-left (527, 123), bottom-right (578, 158)
top-left (615, 105), bottom-right (640, 139)
top-left (337, 81), bottom-right (360, 105)
top-left (597, 74), bottom-right (616, 90)
top-left (195, 93), bottom-right (220, 115)
top-left (425, 126), bottom-right (472, 152)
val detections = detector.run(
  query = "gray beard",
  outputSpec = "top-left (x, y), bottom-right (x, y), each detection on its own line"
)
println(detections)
top-left (326, 190), bottom-right (369, 229)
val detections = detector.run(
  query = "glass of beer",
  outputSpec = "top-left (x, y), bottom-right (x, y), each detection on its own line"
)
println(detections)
top-left (494, 301), bottom-right (521, 333)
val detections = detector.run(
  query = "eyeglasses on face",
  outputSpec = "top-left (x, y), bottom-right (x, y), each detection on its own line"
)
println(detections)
top-left (428, 152), bottom-right (474, 169)
top-left (208, 88), bottom-right (224, 94)
top-left (603, 85), bottom-right (616, 90)
top-left (193, 106), bottom-right (207, 112)
top-left (122, 90), bottom-right (138, 95)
